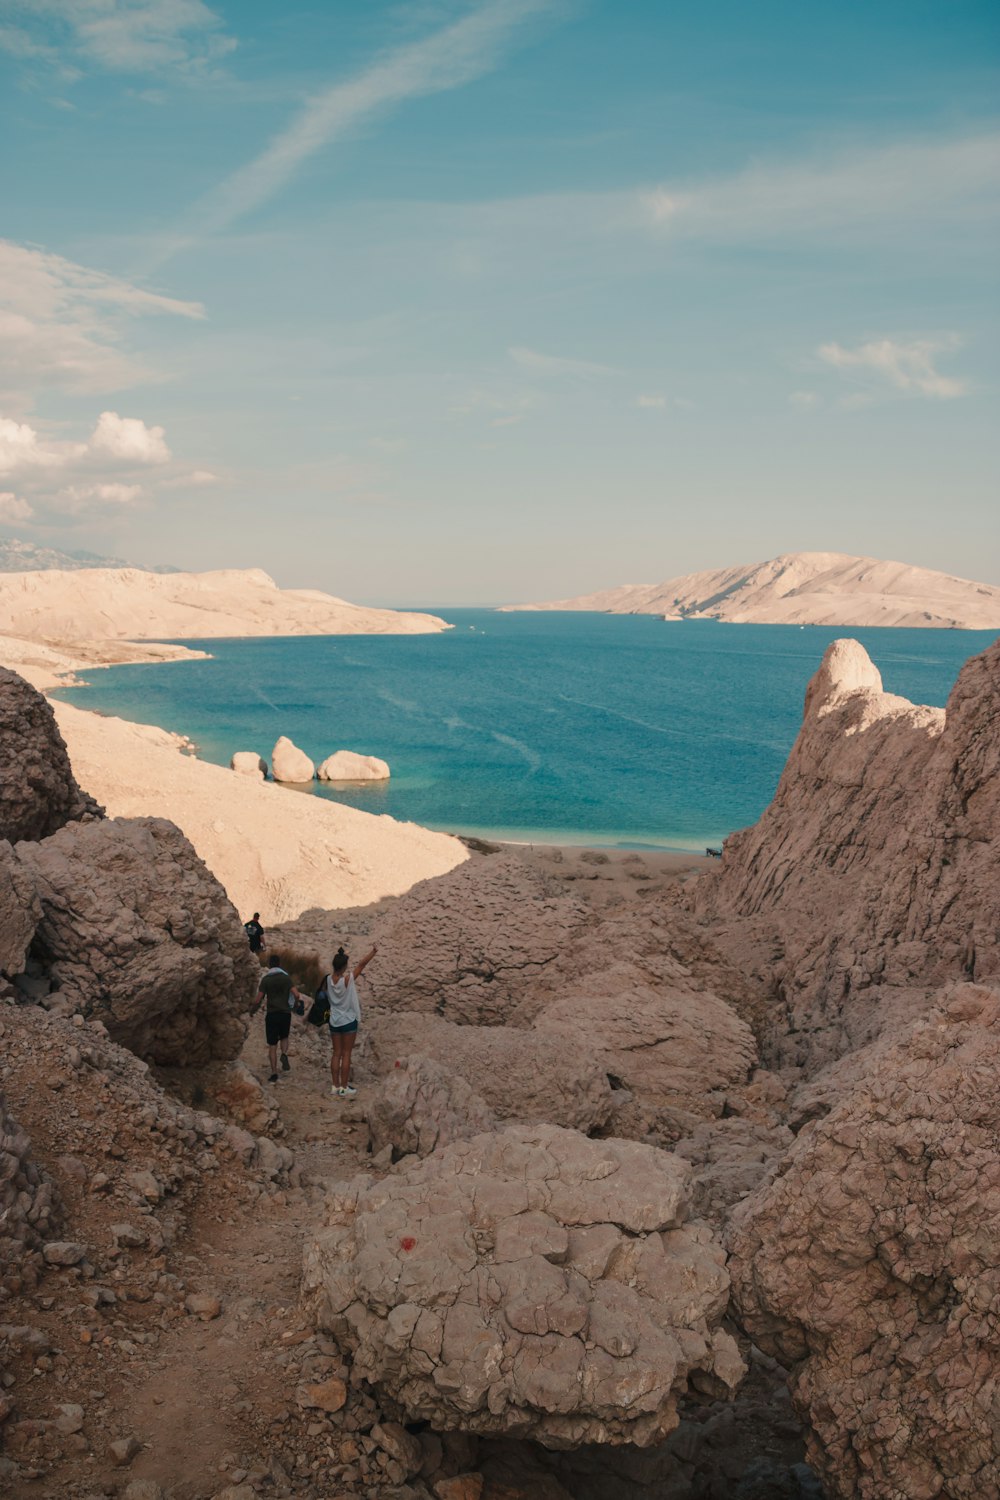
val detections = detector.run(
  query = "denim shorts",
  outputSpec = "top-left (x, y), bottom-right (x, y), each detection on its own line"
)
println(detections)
top-left (329, 1020), bottom-right (359, 1035)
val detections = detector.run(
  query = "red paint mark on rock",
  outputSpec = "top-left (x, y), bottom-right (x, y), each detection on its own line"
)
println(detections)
top-left (400, 1236), bottom-right (416, 1253)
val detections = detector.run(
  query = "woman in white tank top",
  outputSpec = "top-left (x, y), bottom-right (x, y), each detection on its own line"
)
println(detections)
top-left (327, 943), bottom-right (376, 1098)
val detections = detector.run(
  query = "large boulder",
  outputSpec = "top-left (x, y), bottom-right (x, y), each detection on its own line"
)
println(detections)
top-left (364, 1011), bottom-right (615, 1135)
top-left (0, 665), bottom-right (102, 842)
top-left (303, 1123), bottom-right (744, 1447)
top-left (17, 816), bottom-right (259, 1064)
top-left (534, 975), bottom-right (756, 1110)
top-left (317, 750), bottom-right (390, 781)
top-left (230, 751), bottom-right (267, 779)
top-left (0, 1082), bottom-right (61, 1298)
top-left (366, 1054), bottom-right (496, 1160)
top-left (271, 736), bottom-right (315, 783)
top-left (727, 984), bottom-right (1000, 1500)
top-left (0, 840), bottom-right (40, 976)
top-left (695, 636), bottom-right (1000, 1070)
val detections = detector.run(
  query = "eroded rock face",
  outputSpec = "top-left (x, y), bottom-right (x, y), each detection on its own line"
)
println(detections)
top-left (534, 978), bottom-right (756, 1111)
top-left (364, 1011), bottom-right (615, 1135)
top-left (18, 817), bottom-right (259, 1064)
top-left (271, 736), bottom-right (315, 783)
top-left (0, 665), bottom-right (102, 843)
top-left (0, 1086), bottom-right (61, 1298)
top-left (345, 853), bottom-right (589, 1025)
top-left (696, 636), bottom-right (1000, 1069)
top-left (727, 984), bottom-right (1000, 1500)
top-left (366, 1054), bottom-right (496, 1160)
top-left (0, 840), bottom-right (40, 976)
top-left (303, 1123), bottom-right (744, 1448)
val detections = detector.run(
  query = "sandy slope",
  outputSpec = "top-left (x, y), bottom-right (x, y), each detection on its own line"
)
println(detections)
top-left (0, 565), bottom-right (447, 644)
top-left (52, 698), bottom-right (467, 925)
top-left (502, 550), bottom-right (1000, 629)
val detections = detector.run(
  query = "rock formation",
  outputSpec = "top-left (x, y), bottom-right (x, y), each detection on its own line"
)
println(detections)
top-left (0, 840), bottom-right (40, 976)
top-left (0, 1085), bottom-right (61, 1299)
top-left (17, 816), bottom-right (259, 1065)
top-left (364, 1011), bottom-right (615, 1135)
top-left (366, 1055), bottom-right (496, 1160)
top-left (317, 751), bottom-right (390, 781)
top-left (728, 984), bottom-right (1000, 1500)
top-left (304, 1123), bottom-right (744, 1448)
top-left (230, 751), bottom-right (267, 778)
top-left (0, 664), bottom-right (102, 843)
top-left (694, 635), bottom-right (1000, 1070)
top-left (271, 736), bottom-right (316, 784)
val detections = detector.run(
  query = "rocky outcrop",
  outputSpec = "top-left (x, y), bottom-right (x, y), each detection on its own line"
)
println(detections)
top-left (0, 841), bottom-right (39, 976)
top-left (695, 636), bottom-right (1000, 1069)
top-left (230, 751), bottom-right (267, 779)
top-left (317, 751), bottom-right (390, 781)
top-left (17, 817), bottom-right (259, 1064)
top-left (0, 1085), bottom-right (61, 1299)
top-left (727, 984), bottom-right (1000, 1500)
top-left (366, 1055), bottom-right (496, 1160)
top-left (0, 665), bottom-right (102, 843)
top-left (364, 1012), bottom-right (615, 1135)
top-left (271, 736), bottom-right (315, 784)
top-left (304, 1123), bottom-right (744, 1447)
top-left (337, 853), bottom-right (589, 1026)
top-left (534, 979), bottom-right (756, 1111)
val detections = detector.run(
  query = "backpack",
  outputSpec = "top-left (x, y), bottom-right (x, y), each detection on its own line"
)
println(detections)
top-left (306, 977), bottom-right (330, 1027)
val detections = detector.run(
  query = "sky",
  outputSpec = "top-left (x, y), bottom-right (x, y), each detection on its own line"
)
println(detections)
top-left (1, 0), bottom-right (998, 605)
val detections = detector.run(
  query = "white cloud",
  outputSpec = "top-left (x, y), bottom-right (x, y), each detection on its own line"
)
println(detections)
top-left (160, 467), bottom-right (219, 487)
top-left (509, 345), bottom-right (617, 378)
top-left (89, 410), bottom-right (170, 463)
top-left (2, 0), bottom-right (235, 73)
top-left (0, 239), bottom-right (204, 405)
top-left (0, 416), bottom-right (64, 474)
top-left (636, 394), bottom-right (667, 409)
top-left (54, 481), bottom-right (144, 512)
top-left (164, 0), bottom-right (559, 255)
top-left (818, 337), bottom-right (965, 399)
top-left (0, 491), bottom-right (34, 523)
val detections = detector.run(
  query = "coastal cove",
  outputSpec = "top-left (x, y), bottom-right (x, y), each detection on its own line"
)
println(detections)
top-left (53, 612), bottom-right (997, 850)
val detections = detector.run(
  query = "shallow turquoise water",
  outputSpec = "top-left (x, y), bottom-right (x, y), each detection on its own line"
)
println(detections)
top-left (54, 613), bottom-right (997, 849)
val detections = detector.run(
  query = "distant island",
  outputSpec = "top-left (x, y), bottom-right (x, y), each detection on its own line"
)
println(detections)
top-left (0, 537), bottom-right (180, 574)
top-left (501, 551), bottom-right (1000, 630)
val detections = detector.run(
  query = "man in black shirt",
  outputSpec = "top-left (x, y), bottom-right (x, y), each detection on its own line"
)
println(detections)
top-left (254, 954), bottom-right (303, 1082)
top-left (244, 912), bottom-right (265, 953)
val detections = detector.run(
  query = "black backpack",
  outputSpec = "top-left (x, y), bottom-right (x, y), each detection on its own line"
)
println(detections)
top-left (306, 977), bottom-right (330, 1027)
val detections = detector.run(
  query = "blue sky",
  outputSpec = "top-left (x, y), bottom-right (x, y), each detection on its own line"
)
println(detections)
top-left (1, 0), bottom-right (997, 604)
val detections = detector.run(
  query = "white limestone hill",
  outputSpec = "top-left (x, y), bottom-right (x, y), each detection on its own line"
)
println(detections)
top-left (0, 565), bottom-right (448, 645)
top-left (501, 551), bottom-right (1000, 630)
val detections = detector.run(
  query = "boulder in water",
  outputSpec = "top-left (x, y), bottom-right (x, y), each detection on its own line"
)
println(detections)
top-left (317, 750), bottom-right (390, 781)
top-left (270, 736), bottom-right (315, 784)
top-left (230, 751), bottom-right (267, 779)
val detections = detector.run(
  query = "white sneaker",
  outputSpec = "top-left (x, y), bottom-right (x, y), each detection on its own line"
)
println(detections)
top-left (342, 1084), bottom-right (358, 1098)
top-left (331, 1085), bottom-right (344, 1097)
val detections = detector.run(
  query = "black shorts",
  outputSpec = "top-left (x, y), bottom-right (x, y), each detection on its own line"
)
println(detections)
top-left (265, 1010), bottom-right (292, 1045)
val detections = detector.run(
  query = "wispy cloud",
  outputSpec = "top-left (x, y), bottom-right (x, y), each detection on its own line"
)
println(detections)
top-left (642, 133), bottom-right (1000, 245)
top-left (509, 345), bottom-right (617, 378)
top-left (0, 239), bottom-right (203, 407)
top-left (818, 336), bottom-right (966, 399)
top-left (162, 0), bottom-right (560, 257)
top-left (1, 0), bottom-right (235, 74)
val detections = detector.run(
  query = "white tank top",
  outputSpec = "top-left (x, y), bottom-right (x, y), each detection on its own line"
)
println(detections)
top-left (327, 971), bottom-right (360, 1028)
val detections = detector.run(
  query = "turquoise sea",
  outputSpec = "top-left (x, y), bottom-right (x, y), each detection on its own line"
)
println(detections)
top-left (54, 613), bottom-right (997, 851)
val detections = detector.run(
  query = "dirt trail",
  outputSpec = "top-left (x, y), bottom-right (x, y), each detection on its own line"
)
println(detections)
top-left (114, 1023), bottom-right (373, 1498)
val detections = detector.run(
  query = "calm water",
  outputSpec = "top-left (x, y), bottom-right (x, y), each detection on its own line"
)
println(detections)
top-left (54, 613), bottom-right (996, 850)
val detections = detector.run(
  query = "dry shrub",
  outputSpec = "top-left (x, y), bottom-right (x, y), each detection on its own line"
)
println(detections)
top-left (274, 947), bottom-right (325, 994)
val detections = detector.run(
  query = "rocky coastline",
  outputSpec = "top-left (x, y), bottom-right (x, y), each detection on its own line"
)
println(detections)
top-left (1, 626), bottom-right (998, 1499)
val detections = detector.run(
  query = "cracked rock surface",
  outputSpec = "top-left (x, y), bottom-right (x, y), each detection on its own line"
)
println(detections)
top-left (727, 983), bottom-right (1000, 1500)
top-left (366, 1054), bottom-right (497, 1160)
top-left (17, 816), bottom-right (260, 1065)
top-left (304, 1123), bottom-right (744, 1448)
top-left (0, 665), bottom-right (102, 843)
